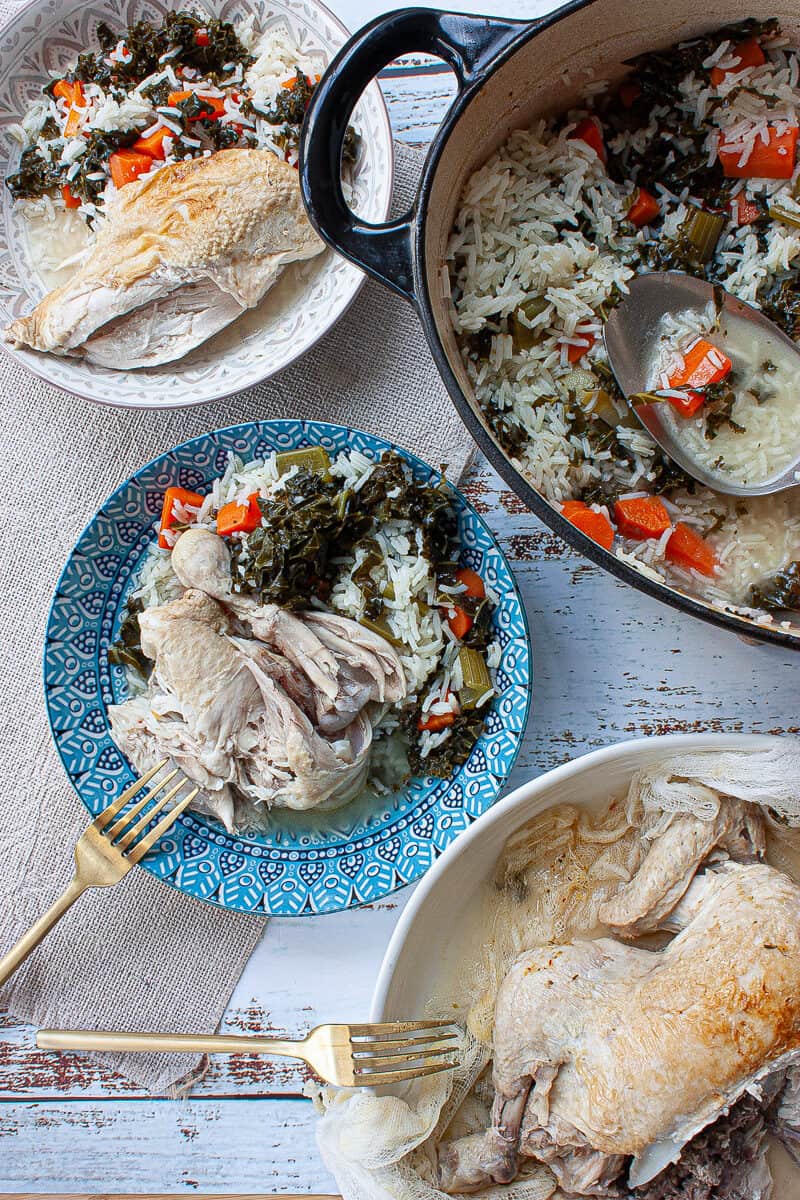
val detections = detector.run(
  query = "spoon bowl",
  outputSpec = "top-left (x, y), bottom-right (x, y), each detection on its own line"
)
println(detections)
top-left (603, 272), bottom-right (800, 497)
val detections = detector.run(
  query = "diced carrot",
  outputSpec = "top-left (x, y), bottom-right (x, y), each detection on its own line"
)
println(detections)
top-left (614, 496), bottom-right (672, 541)
top-left (216, 493), bottom-right (262, 537)
top-left (564, 332), bottom-right (597, 364)
top-left (719, 126), bottom-right (799, 179)
top-left (281, 72), bottom-right (312, 89)
top-left (665, 390), bottom-right (706, 417)
top-left (455, 566), bottom-right (485, 600)
top-left (569, 116), bottom-right (607, 165)
top-left (109, 148), bottom-right (154, 188)
top-left (167, 90), bottom-right (226, 119)
top-left (54, 79), bottom-right (85, 137)
top-left (627, 187), bottom-right (660, 228)
top-left (418, 699), bottom-right (457, 733)
top-left (418, 711), bottom-right (455, 733)
top-left (665, 522), bottom-right (718, 576)
top-left (447, 605), bottom-right (472, 640)
top-left (194, 29), bottom-right (210, 46)
top-left (52, 79), bottom-right (76, 103)
top-left (619, 80), bottom-right (641, 108)
top-left (560, 499), bottom-right (588, 518)
top-left (565, 506), bottom-right (615, 550)
top-left (132, 126), bottom-right (171, 159)
top-left (61, 183), bottom-right (81, 209)
top-left (668, 338), bottom-right (731, 390)
top-left (710, 37), bottom-right (765, 86)
top-left (199, 94), bottom-right (226, 119)
top-left (158, 486), bottom-right (204, 549)
top-left (731, 194), bottom-right (762, 224)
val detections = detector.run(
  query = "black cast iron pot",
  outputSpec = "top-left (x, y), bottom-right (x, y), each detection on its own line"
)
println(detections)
top-left (299, 2), bottom-right (800, 650)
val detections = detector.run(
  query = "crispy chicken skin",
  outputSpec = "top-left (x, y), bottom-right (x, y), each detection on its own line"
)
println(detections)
top-left (6, 148), bottom-right (324, 367)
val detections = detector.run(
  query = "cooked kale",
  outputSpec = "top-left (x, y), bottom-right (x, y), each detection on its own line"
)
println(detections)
top-left (703, 379), bottom-right (746, 439)
top-left (250, 66), bottom-right (359, 163)
top-left (74, 12), bottom-right (253, 87)
top-left (6, 146), bottom-right (61, 201)
top-left (761, 273), bottom-right (800, 338)
top-left (751, 561), bottom-right (800, 611)
top-left (230, 468), bottom-right (368, 608)
top-left (6, 126), bottom-right (141, 203)
top-left (108, 596), bottom-right (151, 679)
top-left (403, 708), bottom-right (487, 779)
top-left (231, 451), bottom-right (459, 610)
top-left (263, 68), bottom-right (315, 126)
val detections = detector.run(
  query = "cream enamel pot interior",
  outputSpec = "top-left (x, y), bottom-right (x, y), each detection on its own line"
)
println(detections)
top-left (299, 3), bottom-right (800, 651)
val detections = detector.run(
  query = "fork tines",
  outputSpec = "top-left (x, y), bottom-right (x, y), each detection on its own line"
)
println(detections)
top-left (95, 758), bottom-right (199, 861)
top-left (349, 1021), bottom-right (460, 1085)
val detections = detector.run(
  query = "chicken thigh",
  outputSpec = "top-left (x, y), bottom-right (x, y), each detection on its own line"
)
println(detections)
top-left (109, 589), bottom-right (373, 828)
top-left (598, 798), bottom-right (765, 936)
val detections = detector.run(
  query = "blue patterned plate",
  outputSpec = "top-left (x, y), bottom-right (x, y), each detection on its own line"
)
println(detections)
top-left (44, 421), bottom-right (531, 915)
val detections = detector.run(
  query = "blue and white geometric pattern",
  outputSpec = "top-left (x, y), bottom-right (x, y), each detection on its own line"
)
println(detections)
top-left (44, 421), bottom-right (532, 915)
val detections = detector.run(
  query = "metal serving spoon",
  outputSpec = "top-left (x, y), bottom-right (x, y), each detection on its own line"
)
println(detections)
top-left (603, 271), bottom-right (800, 497)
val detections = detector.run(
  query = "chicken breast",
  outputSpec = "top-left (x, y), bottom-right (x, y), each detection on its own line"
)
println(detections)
top-left (6, 148), bottom-right (324, 368)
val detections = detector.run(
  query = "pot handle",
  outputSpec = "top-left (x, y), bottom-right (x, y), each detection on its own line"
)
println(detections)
top-left (300, 8), bottom-right (527, 302)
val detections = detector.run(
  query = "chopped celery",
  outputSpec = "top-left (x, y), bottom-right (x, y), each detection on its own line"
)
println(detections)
top-left (458, 646), bottom-right (492, 709)
top-left (679, 205), bottom-right (726, 264)
top-left (510, 296), bottom-right (549, 350)
top-left (275, 446), bottom-right (331, 476)
top-left (359, 615), bottom-right (404, 648)
top-left (768, 199), bottom-right (800, 229)
top-left (581, 388), bottom-right (621, 427)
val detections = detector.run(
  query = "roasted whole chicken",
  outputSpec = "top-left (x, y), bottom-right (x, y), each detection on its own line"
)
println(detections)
top-left (438, 802), bottom-right (800, 1198)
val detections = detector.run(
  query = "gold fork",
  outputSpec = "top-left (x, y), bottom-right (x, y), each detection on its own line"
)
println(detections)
top-left (36, 1021), bottom-right (460, 1086)
top-left (0, 760), bottom-right (198, 987)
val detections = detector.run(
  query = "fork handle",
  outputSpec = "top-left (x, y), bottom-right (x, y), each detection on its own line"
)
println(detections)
top-left (0, 875), bottom-right (87, 988)
top-left (36, 1029), bottom-right (307, 1057)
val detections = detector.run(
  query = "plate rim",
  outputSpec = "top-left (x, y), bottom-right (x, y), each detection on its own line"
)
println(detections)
top-left (42, 417), bottom-right (533, 915)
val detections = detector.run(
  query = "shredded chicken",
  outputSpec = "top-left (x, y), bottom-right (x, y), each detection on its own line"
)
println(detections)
top-left (109, 529), bottom-right (407, 830)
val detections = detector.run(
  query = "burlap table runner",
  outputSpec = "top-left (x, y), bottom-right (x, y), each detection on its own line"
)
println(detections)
top-left (0, 134), bottom-right (476, 1091)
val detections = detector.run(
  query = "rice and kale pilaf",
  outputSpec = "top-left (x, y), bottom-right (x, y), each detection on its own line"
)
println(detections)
top-left (108, 449), bottom-right (499, 831)
top-left (447, 18), bottom-right (800, 623)
top-left (6, 9), bottom-right (357, 225)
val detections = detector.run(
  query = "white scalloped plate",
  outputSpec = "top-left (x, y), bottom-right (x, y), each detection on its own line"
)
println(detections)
top-left (0, 0), bottom-right (393, 407)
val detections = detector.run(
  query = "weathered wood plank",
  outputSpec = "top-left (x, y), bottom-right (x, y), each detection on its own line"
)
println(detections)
top-left (0, 895), bottom-right (408, 1099)
top-left (0, 1098), bottom-right (337, 1194)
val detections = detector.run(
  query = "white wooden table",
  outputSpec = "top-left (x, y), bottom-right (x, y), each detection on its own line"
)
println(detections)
top-left (1, 1), bottom-right (799, 1191)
